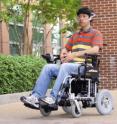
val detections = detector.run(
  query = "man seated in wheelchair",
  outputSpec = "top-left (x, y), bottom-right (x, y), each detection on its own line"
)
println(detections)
top-left (20, 7), bottom-right (110, 116)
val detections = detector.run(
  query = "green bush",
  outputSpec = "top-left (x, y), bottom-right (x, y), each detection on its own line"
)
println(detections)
top-left (0, 55), bottom-right (46, 94)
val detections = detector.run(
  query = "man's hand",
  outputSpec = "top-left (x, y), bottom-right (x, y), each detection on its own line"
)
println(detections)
top-left (64, 51), bottom-right (84, 62)
top-left (65, 52), bottom-right (74, 62)
top-left (60, 48), bottom-right (68, 63)
top-left (60, 49), bottom-right (75, 63)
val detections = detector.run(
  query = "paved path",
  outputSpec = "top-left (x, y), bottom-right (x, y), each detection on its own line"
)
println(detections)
top-left (0, 90), bottom-right (117, 124)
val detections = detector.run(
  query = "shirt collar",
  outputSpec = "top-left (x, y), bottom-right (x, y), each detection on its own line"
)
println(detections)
top-left (79, 27), bottom-right (92, 33)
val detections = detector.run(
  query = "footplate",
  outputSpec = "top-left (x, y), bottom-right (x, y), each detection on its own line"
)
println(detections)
top-left (40, 100), bottom-right (58, 111)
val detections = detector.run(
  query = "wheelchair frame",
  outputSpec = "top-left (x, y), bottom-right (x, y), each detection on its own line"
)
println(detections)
top-left (40, 53), bottom-right (113, 118)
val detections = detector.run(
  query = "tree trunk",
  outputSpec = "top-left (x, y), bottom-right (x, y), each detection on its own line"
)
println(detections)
top-left (0, 2), bottom-right (10, 55)
top-left (43, 24), bottom-right (52, 54)
top-left (0, 2), bottom-right (3, 53)
top-left (22, 0), bottom-right (32, 55)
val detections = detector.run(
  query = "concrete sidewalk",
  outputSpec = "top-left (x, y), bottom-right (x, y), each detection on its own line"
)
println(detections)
top-left (0, 90), bottom-right (117, 124)
top-left (0, 91), bottom-right (31, 105)
top-left (0, 90), bottom-right (50, 105)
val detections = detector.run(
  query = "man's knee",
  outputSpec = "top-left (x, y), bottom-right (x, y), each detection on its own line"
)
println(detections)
top-left (43, 64), bottom-right (58, 72)
top-left (43, 64), bottom-right (54, 70)
top-left (60, 63), bottom-right (70, 70)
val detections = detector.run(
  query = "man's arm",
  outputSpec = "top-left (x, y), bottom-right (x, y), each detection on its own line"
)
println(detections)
top-left (65, 46), bottom-right (100, 62)
top-left (72, 46), bottom-right (100, 57)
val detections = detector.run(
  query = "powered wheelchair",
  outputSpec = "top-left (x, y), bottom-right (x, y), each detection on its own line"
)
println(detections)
top-left (40, 53), bottom-right (113, 118)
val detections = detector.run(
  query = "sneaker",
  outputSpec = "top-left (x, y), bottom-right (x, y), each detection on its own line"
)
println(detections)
top-left (41, 96), bottom-right (55, 104)
top-left (20, 95), bottom-right (39, 109)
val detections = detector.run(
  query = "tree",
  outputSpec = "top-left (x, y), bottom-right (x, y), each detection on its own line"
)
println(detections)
top-left (31, 0), bottom-right (81, 54)
top-left (0, 0), bottom-right (13, 54)
top-left (0, 0), bottom-right (81, 55)
top-left (33, 0), bottom-right (81, 31)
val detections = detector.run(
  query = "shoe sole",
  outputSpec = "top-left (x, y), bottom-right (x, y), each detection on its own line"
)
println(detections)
top-left (24, 103), bottom-right (39, 110)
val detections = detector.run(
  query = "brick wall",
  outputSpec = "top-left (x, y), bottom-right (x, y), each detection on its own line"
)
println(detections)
top-left (82, 0), bottom-right (117, 89)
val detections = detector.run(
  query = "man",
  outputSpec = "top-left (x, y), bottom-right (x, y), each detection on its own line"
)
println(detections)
top-left (20, 7), bottom-right (103, 109)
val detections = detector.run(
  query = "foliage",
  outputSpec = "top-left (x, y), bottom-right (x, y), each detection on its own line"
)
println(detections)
top-left (0, 0), bottom-right (81, 55)
top-left (0, 0), bottom-right (21, 22)
top-left (0, 0), bottom-right (81, 30)
top-left (0, 55), bottom-right (46, 94)
top-left (32, 0), bottom-right (81, 31)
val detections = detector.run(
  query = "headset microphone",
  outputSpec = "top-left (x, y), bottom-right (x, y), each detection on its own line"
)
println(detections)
top-left (88, 17), bottom-right (92, 21)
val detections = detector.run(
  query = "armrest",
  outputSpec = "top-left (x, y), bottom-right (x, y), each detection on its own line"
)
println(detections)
top-left (84, 53), bottom-right (100, 69)
top-left (41, 54), bottom-right (60, 64)
top-left (84, 53), bottom-right (100, 59)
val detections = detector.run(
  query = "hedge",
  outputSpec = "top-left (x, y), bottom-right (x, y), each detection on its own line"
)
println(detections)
top-left (0, 55), bottom-right (46, 94)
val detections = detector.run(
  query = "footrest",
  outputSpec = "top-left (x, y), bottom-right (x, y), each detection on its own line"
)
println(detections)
top-left (40, 100), bottom-right (58, 111)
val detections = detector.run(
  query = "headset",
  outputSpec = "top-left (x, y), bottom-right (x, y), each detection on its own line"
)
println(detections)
top-left (88, 13), bottom-right (96, 21)
top-left (76, 12), bottom-right (96, 22)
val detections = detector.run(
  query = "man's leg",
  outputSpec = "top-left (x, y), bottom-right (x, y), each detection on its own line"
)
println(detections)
top-left (32, 64), bottom-right (60, 98)
top-left (20, 64), bottom-right (60, 108)
top-left (42, 63), bottom-right (84, 104)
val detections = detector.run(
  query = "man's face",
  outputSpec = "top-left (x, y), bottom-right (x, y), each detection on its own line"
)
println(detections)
top-left (77, 14), bottom-right (90, 28)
